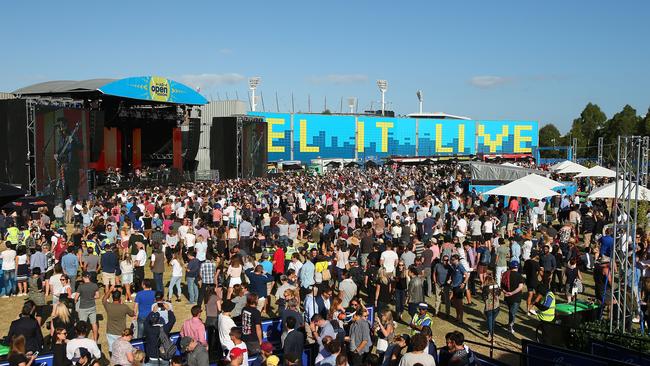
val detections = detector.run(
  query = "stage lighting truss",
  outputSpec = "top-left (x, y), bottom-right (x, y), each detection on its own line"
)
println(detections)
top-left (609, 135), bottom-right (650, 332)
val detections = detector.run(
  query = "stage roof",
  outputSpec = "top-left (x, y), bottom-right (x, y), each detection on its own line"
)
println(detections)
top-left (13, 76), bottom-right (208, 105)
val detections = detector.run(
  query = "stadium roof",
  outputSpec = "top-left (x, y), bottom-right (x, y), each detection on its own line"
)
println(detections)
top-left (13, 76), bottom-right (208, 105)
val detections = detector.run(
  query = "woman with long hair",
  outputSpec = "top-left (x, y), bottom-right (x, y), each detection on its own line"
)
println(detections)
top-left (52, 327), bottom-right (71, 366)
top-left (374, 267), bottom-right (391, 312)
top-left (204, 285), bottom-right (221, 355)
top-left (15, 246), bottom-right (30, 296)
top-left (394, 260), bottom-right (408, 318)
top-left (226, 256), bottom-right (243, 299)
top-left (50, 302), bottom-right (75, 339)
top-left (168, 252), bottom-right (183, 302)
top-left (374, 309), bottom-right (395, 356)
top-left (119, 251), bottom-right (134, 302)
top-left (7, 335), bottom-right (36, 366)
top-left (482, 274), bottom-right (500, 340)
top-left (328, 297), bottom-right (345, 322)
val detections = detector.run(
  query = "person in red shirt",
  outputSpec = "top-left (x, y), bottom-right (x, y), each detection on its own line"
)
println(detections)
top-left (272, 241), bottom-right (285, 282)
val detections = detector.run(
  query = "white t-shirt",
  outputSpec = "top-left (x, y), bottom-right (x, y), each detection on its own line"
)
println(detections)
top-left (218, 313), bottom-right (236, 351)
top-left (1, 249), bottom-right (17, 270)
top-left (171, 259), bottom-right (183, 277)
top-left (135, 250), bottom-right (147, 267)
top-left (380, 250), bottom-right (399, 273)
top-left (184, 233), bottom-right (196, 248)
top-left (195, 241), bottom-right (207, 261)
top-left (456, 218), bottom-right (467, 237)
top-left (176, 206), bottom-right (186, 219)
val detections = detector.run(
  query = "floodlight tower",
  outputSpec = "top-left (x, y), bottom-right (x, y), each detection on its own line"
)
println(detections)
top-left (249, 77), bottom-right (261, 112)
top-left (377, 80), bottom-right (387, 116)
top-left (347, 97), bottom-right (356, 114)
top-left (416, 90), bottom-right (423, 114)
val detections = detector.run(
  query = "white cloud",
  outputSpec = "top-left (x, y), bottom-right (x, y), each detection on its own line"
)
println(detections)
top-left (468, 75), bottom-right (512, 89)
top-left (178, 73), bottom-right (245, 89)
top-left (308, 74), bottom-right (368, 84)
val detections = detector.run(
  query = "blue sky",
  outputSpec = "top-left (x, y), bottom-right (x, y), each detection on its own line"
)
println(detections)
top-left (1, 0), bottom-right (649, 132)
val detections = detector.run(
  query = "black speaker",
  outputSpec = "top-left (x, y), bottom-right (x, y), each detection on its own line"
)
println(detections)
top-left (241, 119), bottom-right (267, 178)
top-left (183, 117), bottom-right (200, 168)
top-left (210, 116), bottom-right (266, 179)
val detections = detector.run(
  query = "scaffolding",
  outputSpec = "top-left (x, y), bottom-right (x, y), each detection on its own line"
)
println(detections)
top-left (609, 136), bottom-right (649, 332)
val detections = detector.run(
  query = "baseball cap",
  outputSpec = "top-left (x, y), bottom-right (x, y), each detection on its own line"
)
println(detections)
top-left (179, 336), bottom-right (194, 351)
top-left (509, 260), bottom-right (519, 268)
top-left (261, 341), bottom-right (274, 353)
top-left (229, 347), bottom-right (246, 359)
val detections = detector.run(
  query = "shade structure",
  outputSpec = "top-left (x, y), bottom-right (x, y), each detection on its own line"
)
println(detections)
top-left (556, 161), bottom-right (588, 174)
top-left (550, 160), bottom-right (572, 171)
top-left (484, 178), bottom-right (560, 200)
top-left (518, 174), bottom-right (564, 190)
top-left (588, 180), bottom-right (650, 201)
top-left (574, 165), bottom-right (616, 178)
top-left (501, 162), bottom-right (518, 167)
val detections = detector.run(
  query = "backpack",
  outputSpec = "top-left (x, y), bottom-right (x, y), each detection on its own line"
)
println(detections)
top-left (330, 320), bottom-right (346, 344)
top-left (158, 328), bottom-right (177, 360)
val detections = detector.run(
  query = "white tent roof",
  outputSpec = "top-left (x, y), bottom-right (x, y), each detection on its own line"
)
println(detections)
top-left (484, 178), bottom-right (560, 200)
top-left (518, 174), bottom-right (564, 190)
top-left (556, 161), bottom-right (588, 174)
top-left (501, 162), bottom-right (519, 167)
top-left (550, 160), bottom-right (572, 171)
top-left (574, 165), bottom-right (616, 178)
top-left (588, 180), bottom-right (650, 201)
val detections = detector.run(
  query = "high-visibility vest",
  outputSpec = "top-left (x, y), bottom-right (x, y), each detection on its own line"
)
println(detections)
top-left (21, 229), bottom-right (31, 240)
top-left (6, 227), bottom-right (20, 244)
top-left (537, 291), bottom-right (556, 322)
top-left (86, 240), bottom-right (97, 254)
top-left (307, 241), bottom-right (318, 251)
top-left (285, 245), bottom-right (297, 260)
top-left (411, 312), bottom-right (433, 334)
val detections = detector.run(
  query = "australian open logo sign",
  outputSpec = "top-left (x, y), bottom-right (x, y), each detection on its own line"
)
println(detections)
top-left (149, 76), bottom-right (170, 102)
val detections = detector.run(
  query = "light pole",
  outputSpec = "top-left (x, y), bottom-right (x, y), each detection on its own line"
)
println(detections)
top-left (249, 77), bottom-right (261, 112)
top-left (416, 90), bottom-right (423, 114)
top-left (347, 97), bottom-right (356, 114)
top-left (377, 80), bottom-right (387, 116)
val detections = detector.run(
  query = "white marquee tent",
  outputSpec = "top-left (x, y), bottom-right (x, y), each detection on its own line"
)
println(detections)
top-left (588, 180), bottom-right (650, 201)
top-left (484, 178), bottom-right (560, 200)
top-left (574, 165), bottom-right (616, 178)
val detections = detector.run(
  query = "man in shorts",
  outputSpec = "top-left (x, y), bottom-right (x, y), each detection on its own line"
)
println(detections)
top-left (76, 272), bottom-right (99, 341)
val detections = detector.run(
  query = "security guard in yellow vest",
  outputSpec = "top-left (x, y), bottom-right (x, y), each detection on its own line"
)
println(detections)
top-left (285, 242), bottom-right (297, 261)
top-left (410, 303), bottom-right (433, 334)
top-left (6, 226), bottom-right (20, 245)
top-left (534, 282), bottom-right (556, 344)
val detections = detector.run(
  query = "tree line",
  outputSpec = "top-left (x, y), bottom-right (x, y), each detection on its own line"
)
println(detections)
top-left (539, 103), bottom-right (650, 161)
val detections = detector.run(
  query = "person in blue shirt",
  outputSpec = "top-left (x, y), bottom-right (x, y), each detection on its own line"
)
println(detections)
top-left (259, 253), bottom-right (273, 274)
top-left (450, 254), bottom-right (468, 324)
top-left (60, 247), bottom-right (79, 291)
top-left (245, 265), bottom-right (273, 313)
top-left (134, 278), bottom-right (156, 338)
top-left (299, 249), bottom-right (317, 298)
top-left (598, 228), bottom-right (614, 261)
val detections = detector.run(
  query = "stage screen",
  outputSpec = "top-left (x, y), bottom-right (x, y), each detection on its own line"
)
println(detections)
top-left (249, 112), bottom-right (538, 163)
top-left (35, 108), bottom-right (90, 199)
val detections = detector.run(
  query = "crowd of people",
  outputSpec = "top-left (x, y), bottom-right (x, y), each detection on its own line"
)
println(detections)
top-left (0, 163), bottom-right (649, 366)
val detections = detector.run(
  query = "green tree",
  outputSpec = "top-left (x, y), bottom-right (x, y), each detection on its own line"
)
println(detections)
top-left (639, 107), bottom-right (650, 136)
top-left (571, 103), bottom-right (607, 158)
top-left (603, 105), bottom-right (641, 161)
top-left (539, 123), bottom-right (563, 158)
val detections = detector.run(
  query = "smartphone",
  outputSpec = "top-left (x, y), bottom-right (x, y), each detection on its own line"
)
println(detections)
top-left (32, 352), bottom-right (39, 358)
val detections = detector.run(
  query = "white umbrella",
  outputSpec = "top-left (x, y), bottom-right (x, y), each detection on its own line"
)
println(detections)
top-left (588, 180), bottom-right (650, 201)
top-left (518, 174), bottom-right (564, 190)
top-left (484, 179), bottom-right (560, 200)
top-left (556, 161), bottom-right (588, 174)
top-left (574, 165), bottom-right (616, 178)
